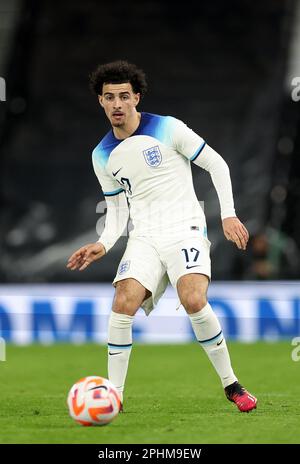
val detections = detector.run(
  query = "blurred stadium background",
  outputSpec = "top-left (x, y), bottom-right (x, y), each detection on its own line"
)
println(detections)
top-left (0, 0), bottom-right (299, 345)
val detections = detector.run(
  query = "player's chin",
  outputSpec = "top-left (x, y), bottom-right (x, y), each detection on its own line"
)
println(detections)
top-left (111, 120), bottom-right (123, 127)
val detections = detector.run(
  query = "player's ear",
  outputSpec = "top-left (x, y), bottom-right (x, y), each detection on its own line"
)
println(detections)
top-left (134, 93), bottom-right (140, 107)
top-left (98, 95), bottom-right (104, 107)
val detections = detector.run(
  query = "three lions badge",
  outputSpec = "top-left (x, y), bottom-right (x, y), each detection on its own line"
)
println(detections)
top-left (143, 145), bottom-right (162, 167)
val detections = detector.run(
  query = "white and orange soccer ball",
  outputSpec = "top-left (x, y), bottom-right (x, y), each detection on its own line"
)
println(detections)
top-left (67, 376), bottom-right (121, 426)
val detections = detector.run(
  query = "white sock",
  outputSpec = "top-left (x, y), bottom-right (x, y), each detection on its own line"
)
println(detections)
top-left (189, 303), bottom-right (237, 388)
top-left (107, 311), bottom-right (134, 403)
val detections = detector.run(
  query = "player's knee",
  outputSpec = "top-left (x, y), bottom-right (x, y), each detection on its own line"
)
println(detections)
top-left (182, 292), bottom-right (207, 314)
top-left (112, 293), bottom-right (138, 316)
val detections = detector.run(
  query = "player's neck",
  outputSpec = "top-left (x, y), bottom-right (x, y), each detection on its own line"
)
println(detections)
top-left (112, 112), bottom-right (141, 140)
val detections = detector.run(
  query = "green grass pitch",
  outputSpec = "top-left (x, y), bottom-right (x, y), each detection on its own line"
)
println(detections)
top-left (1, 342), bottom-right (299, 444)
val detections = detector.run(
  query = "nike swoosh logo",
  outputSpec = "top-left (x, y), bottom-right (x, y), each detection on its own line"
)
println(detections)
top-left (109, 351), bottom-right (122, 356)
top-left (217, 339), bottom-right (224, 346)
top-left (112, 168), bottom-right (122, 177)
top-left (186, 265), bottom-right (201, 269)
top-left (88, 385), bottom-right (108, 391)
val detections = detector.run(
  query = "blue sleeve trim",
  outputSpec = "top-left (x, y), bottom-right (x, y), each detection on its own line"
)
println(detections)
top-left (190, 141), bottom-right (206, 162)
top-left (103, 188), bottom-right (124, 197)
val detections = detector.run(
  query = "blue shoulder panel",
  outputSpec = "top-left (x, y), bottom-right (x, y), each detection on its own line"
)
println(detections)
top-left (92, 113), bottom-right (176, 167)
top-left (136, 113), bottom-right (175, 146)
top-left (92, 130), bottom-right (122, 168)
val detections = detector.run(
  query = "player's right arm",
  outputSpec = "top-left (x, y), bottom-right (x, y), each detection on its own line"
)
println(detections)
top-left (67, 148), bottom-right (129, 271)
top-left (67, 242), bottom-right (106, 271)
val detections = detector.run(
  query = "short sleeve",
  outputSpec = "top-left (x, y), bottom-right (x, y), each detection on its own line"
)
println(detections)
top-left (92, 150), bottom-right (124, 197)
top-left (168, 117), bottom-right (206, 161)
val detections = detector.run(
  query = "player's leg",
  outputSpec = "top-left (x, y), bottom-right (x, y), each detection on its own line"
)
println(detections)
top-left (177, 273), bottom-right (257, 412)
top-left (163, 237), bottom-right (238, 388)
top-left (177, 273), bottom-right (238, 387)
top-left (108, 236), bottom-right (165, 406)
top-left (107, 278), bottom-right (151, 405)
top-left (164, 235), bottom-right (257, 412)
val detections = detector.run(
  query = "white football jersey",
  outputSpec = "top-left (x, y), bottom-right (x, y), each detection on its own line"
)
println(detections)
top-left (92, 112), bottom-right (209, 239)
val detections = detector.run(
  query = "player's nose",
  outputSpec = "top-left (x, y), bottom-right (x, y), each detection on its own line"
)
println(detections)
top-left (113, 98), bottom-right (122, 109)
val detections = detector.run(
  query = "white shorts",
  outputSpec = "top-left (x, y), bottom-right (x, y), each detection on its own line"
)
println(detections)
top-left (112, 234), bottom-right (211, 315)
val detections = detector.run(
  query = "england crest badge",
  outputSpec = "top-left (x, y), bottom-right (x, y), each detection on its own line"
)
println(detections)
top-left (143, 145), bottom-right (162, 167)
top-left (118, 260), bottom-right (130, 275)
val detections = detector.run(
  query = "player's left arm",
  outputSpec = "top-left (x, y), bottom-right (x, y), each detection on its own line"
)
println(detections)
top-left (169, 117), bottom-right (249, 250)
top-left (192, 144), bottom-right (249, 250)
top-left (221, 216), bottom-right (249, 250)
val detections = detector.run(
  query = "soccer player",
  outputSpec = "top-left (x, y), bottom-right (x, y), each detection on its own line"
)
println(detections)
top-left (67, 60), bottom-right (257, 413)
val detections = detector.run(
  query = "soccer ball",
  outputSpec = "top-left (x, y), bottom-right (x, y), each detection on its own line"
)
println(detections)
top-left (67, 376), bottom-right (121, 426)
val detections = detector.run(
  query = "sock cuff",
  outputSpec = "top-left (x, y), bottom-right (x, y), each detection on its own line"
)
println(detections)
top-left (198, 330), bottom-right (223, 345)
top-left (108, 342), bottom-right (132, 350)
top-left (188, 303), bottom-right (213, 322)
top-left (109, 311), bottom-right (134, 328)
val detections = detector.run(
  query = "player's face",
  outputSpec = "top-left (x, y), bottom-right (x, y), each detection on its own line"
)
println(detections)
top-left (99, 83), bottom-right (140, 128)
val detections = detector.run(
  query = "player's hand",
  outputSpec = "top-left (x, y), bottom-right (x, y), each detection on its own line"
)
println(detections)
top-left (66, 242), bottom-right (106, 271)
top-left (222, 217), bottom-right (249, 250)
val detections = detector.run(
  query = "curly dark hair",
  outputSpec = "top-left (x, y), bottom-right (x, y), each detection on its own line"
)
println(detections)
top-left (89, 60), bottom-right (147, 97)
